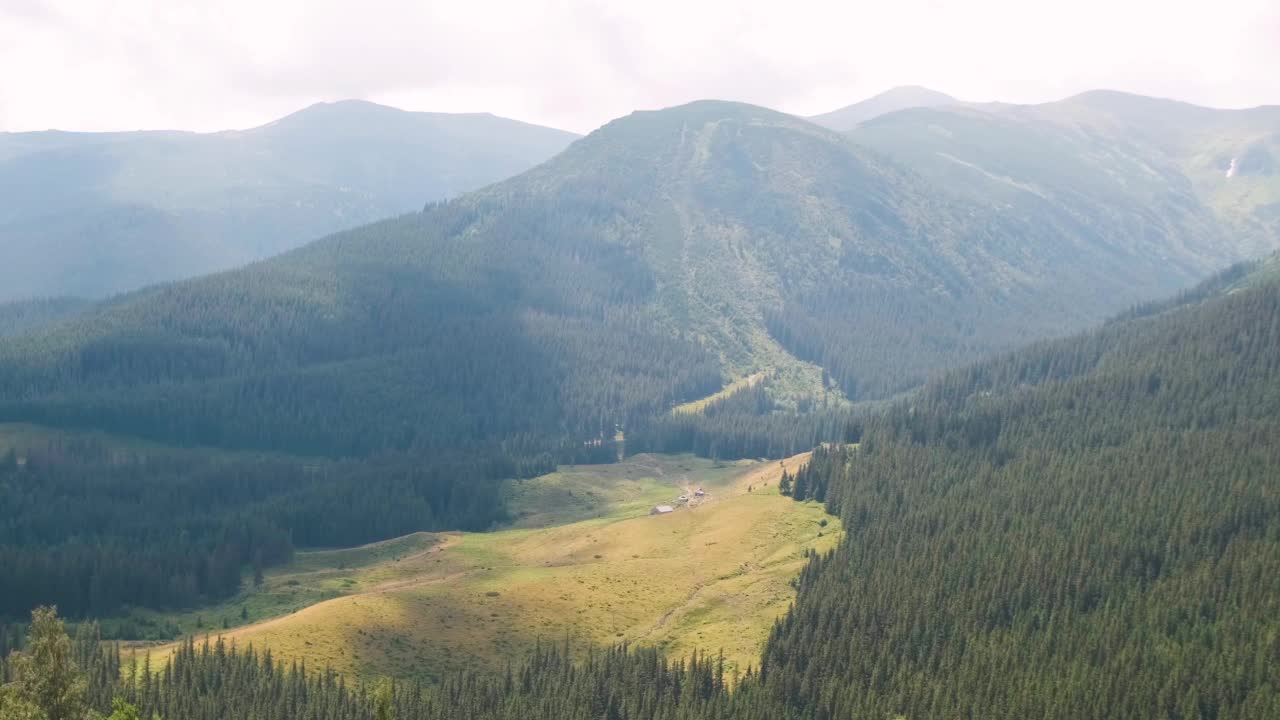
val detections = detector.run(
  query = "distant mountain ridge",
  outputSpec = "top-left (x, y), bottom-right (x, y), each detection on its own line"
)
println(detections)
top-left (1037, 90), bottom-right (1280, 258)
top-left (0, 100), bottom-right (578, 302)
top-left (808, 85), bottom-right (958, 130)
top-left (814, 88), bottom-right (1280, 260)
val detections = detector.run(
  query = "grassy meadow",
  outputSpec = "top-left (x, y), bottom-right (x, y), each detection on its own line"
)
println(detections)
top-left (125, 453), bottom-right (840, 682)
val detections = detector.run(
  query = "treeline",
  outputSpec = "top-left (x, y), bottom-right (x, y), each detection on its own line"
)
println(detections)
top-left (764, 282), bottom-right (1040, 403)
top-left (762, 266), bottom-right (1280, 718)
top-left (0, 434), bottom-right (596, 621)
top-left (777, 443), bottom-right (839, 503)
top-left (625, 382), bottom-right (859, 460)
top-left (4, 608), bottom-right (788, 720)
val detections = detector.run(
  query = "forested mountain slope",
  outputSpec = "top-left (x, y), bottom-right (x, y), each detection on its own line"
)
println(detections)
top-left (0, 99), bottom-right (1267, 458)
top-left (763, 257), bottom-right (1280, 719)
top-left (852, 90), bottom-right (1280, 262)
top-left (0, 100), bottom-right (577, 301)
top-left (0, 297), bottom-right (90, 338)
top-left (1044, 91), bottom-right (1280, 258)
top-left (7, 259), bottom-right (1278, 720)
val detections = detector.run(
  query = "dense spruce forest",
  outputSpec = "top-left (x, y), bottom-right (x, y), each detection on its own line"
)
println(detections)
top-left (1, 99), bottom-right (1264, 458)
top-left (766, 259), bottom-right (1280, 718)
top-left (624, 380), bottom-right (857, 460)
top-left (3, 609), bottom-right (775, 720)
top-left (3, 93), bottom-right (1279, 720)
top-left (0, 434), bottom-right (617, 623)
top-left (5, 261), bottom-right (1276, 720)
top-left (0, 298), bottom-right (90, 338)
top-left (2, 96), bottom-right (1277, 633)
top-left (0, 203), bottom-right (724, 456)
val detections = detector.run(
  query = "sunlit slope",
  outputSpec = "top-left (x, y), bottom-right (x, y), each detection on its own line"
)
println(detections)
top-left (131, 454), bottom-right (838, 681)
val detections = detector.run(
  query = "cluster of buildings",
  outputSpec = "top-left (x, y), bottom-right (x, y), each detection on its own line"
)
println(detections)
top-left (650, 487), bottom-right (706, 515)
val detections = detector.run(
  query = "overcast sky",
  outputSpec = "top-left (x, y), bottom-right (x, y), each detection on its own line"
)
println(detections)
top-left (2, 0), bottom-right (1278, 135)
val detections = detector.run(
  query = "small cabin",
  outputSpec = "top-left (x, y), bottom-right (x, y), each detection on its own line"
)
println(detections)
top-left (651, 505), bottom-right (675, 515)
top-left (694, 488), bottom-right (705, 496)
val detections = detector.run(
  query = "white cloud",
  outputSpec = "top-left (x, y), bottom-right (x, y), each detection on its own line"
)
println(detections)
top-left (1, 0), bottom-right (1277, 134)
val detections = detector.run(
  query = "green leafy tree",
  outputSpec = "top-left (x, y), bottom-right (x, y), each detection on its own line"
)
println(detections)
top-left (6, 607), bottom-right (89, 720)
top-left (104, 698), bottom-right (141, 720)
top-left (0, 688), bottom-right (46, 720)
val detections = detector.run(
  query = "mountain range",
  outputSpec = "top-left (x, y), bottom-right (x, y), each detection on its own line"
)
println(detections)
top-left (0, 100), bottom-right (577, 301)
top-left (808, 85), bottom-right (958, 130)
top-left (3, 85), bottom-right (1280, 720)
top-left (0, 91), bottom-right (1276, 459)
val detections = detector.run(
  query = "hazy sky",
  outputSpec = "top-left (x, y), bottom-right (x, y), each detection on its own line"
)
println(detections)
top-left (2, 0), bottom-right (1278, 134)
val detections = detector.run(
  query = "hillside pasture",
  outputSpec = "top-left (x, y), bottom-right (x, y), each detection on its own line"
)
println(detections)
top-left (128, 453), bottom-right (840, 682)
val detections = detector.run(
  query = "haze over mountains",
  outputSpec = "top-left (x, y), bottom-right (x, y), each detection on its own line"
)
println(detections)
top-left (808, 85), bottom-right (959, 130)
top-left (0, 90), bottom-right (1276, 460)
top-left (0, 100), bottom-right (577, 301)
top-left (851, 89), bottom-right (1280, 257)
top-left (3, 79), bottom-right (1280, 720)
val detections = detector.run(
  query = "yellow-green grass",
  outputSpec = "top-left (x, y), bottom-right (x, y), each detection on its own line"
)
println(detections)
top-left (672, 372), bottom-right (768, 414)
top-left (129, 453), bottom-right (840, 683)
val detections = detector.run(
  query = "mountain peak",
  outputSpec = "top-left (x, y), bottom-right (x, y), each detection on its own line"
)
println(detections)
top-left (551, 99), bottom-right (824, 163)
top-left (621, 99), bottom-right (805, 126)
top-left (255, 99), bottom-right (415, 131)
top-left (809, 86), bottom-right (957, 131)
top-left (879, 85), bottom-right (955, 101)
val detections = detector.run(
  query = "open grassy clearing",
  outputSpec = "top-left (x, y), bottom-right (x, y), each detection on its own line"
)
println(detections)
top-left (671, 372), bottom-right (768, 415)
top-left (129, 453), bottom-right (840, 683)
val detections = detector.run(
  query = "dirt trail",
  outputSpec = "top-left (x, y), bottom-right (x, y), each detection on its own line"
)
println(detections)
top-left (638, 578), bottom-right (714, 640)
top-left (636, 454), bottom-right (805, 639)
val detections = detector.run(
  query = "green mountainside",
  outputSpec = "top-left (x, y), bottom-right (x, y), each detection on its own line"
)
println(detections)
top-left (0, 297), bottom-right (90, 338)
top-left (2, 91), bottom-right (1279, 719)
top-left (852, 91), bottom-right (1280, 263)
top-left (0, 98), bottom-right (1270, 457)
top-left (6, 256), bottom-right (1278, 720)
top-left (0, 100), bottom-right (578, 301)
top-left (766, 256), bottom-right (1280, 719)
top-left (1039, 90), bottom-right (1280, 258)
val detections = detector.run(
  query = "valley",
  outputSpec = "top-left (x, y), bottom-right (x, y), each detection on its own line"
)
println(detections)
top-left (3, 78), bottom-right (1279, 720)
top-left (123, 453), bottom-right (839, 681)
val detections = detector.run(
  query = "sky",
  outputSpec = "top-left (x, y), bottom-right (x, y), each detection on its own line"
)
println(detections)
top-left (2, 0), bottom-right (1278, 135)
